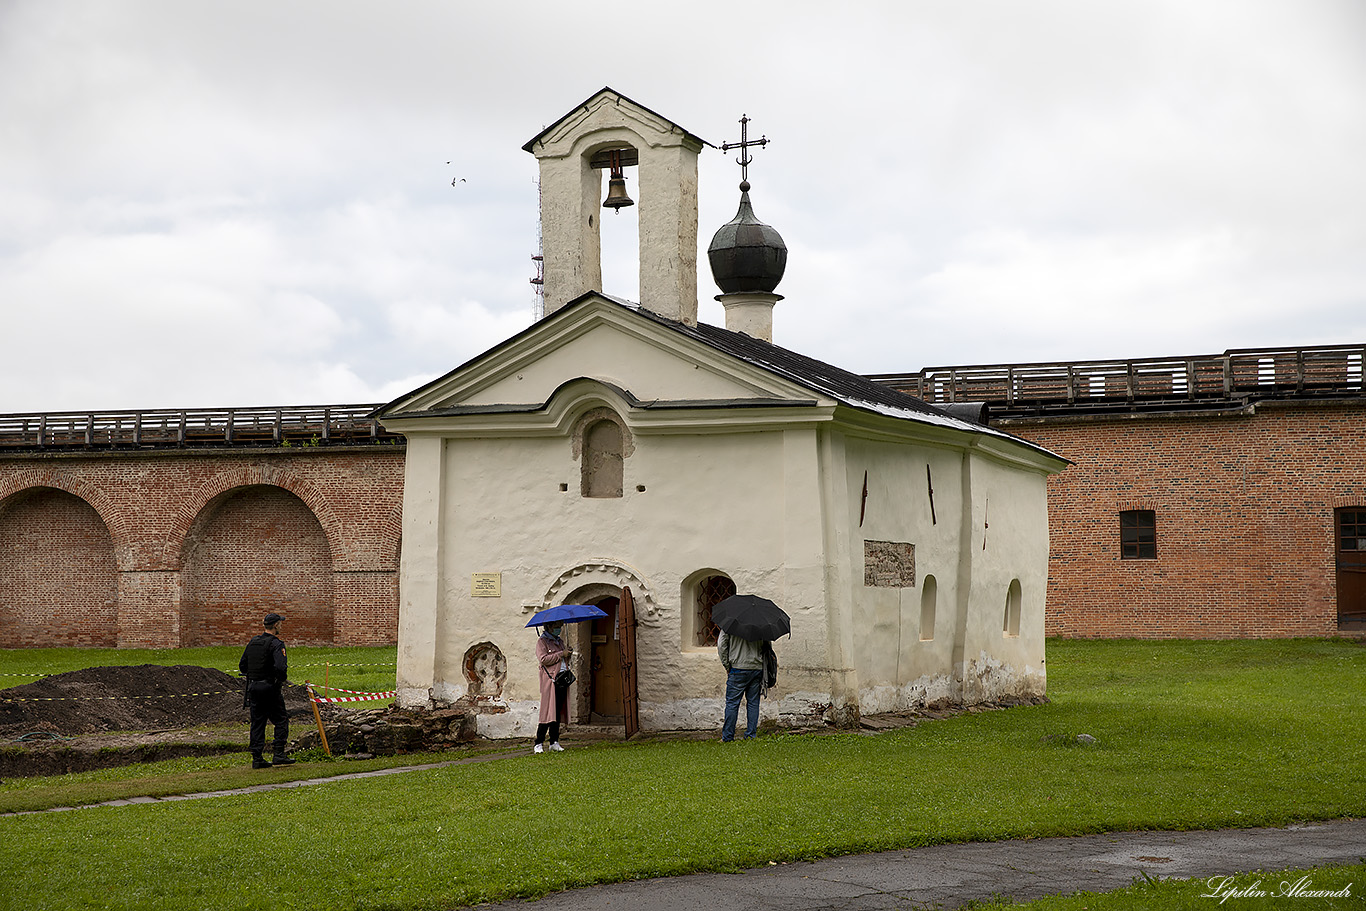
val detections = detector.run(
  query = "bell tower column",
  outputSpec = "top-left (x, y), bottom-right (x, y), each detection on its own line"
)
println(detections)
top-left (637, 140), bottom-right (701, 325)
top-left (524, 88), bottom-right (707, 325)
top-left (535, 148), bottom-right (603, 313)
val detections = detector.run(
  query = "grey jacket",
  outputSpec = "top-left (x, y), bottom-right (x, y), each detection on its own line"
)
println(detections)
top-left (717, 630), bottom-right (764, 671)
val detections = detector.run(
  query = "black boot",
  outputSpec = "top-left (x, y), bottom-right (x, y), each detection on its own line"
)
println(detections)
top-left (271, 753), bottom-right (297, 765)
top-left (251, 753), bottom-right (272, 769)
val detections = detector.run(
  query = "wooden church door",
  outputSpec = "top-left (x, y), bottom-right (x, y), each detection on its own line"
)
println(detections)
top-left (589, 596), bottom-right (623, 721)
top-left (619, 586), bottom-right (639, 740)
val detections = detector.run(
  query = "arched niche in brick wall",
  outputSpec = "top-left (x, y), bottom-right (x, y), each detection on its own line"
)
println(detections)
top-left (179, 485), bottom-right (335, 646)
top-left (0, 487), bottom-right (118, 647)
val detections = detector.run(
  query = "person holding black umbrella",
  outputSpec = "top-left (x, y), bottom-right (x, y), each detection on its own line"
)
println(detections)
top-left (718, 628), bottom-right (765, 741)
top-left (713, 594), bottom-right (789, 742)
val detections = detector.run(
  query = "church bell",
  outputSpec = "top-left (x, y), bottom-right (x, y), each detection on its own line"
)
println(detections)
top-left (602, 149), bottom-right (634, 212)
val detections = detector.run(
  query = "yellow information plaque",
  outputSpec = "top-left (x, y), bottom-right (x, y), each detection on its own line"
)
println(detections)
top-left (471, 573), bottom-right (501, 598)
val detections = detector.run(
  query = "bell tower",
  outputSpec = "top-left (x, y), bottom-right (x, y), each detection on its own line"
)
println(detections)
top-left (523, 88), bottom-right (708, 325)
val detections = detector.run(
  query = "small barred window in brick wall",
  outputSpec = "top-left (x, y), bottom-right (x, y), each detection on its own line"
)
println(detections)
top-left (695, 575), bottom-right (735, 647)
top-left (1340, 510), bottom-right (1366, 552)
top-left (1120, 510), bottom-right (1157, 560)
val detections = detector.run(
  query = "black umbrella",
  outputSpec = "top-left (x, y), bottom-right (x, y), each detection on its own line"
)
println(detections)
top-left (710, 594), bottom-right (790, 641)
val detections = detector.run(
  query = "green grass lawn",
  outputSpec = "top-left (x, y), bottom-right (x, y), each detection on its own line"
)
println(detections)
top-left (0, 638), bottom-right (1363, 911)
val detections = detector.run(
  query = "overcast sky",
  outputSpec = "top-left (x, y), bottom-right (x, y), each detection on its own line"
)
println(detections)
top-left (2, 1), bottom-right (1363, 413)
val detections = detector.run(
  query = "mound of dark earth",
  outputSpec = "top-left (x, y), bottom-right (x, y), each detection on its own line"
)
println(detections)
top-left (0, 665), bottom-right (317, 737)
top-left (0, 666), bottom-right (336, 778)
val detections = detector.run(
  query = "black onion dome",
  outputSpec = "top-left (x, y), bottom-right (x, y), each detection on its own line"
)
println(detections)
top-left (707, 181), bottom-right (787, 294)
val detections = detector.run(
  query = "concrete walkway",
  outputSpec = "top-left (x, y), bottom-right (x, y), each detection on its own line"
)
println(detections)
top-left (469, 819), bottom-right (1365, 910)
top-left (2, 753), bottom-right (513, 816)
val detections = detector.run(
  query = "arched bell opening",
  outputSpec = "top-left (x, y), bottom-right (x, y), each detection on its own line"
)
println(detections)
top-left (590, 144), bottom-right (640, 304)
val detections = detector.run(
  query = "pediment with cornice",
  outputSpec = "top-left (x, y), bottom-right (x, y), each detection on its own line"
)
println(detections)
top-left (378, 296), bottom-right (830, 426)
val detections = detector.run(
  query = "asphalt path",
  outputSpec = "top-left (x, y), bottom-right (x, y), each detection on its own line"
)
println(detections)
top-left (469, 818), bottom-right (1365, 911)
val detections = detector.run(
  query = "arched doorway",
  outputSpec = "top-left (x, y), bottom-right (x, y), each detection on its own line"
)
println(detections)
top-left (554, 581), bottom-right (632, 725)
top-left (543, 563), bottom-right (651, 732)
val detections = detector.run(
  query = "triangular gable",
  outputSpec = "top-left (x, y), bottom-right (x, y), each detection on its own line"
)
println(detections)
top-left (377, 294), bottom-right (825, 418)
top-left (522, 87), bottom-right (711, 156)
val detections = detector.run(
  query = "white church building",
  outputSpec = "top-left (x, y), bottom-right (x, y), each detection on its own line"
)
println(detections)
top-left (378, 88), bottom-right (1066, 737)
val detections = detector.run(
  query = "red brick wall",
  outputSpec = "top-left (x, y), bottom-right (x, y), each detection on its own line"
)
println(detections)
top-left (0, 488), bottom-right (118, 647)
top-left (182, 486), bottom-right (334, 646)
top-left (1006, 402), bottom-right (1366, 638)
top-left (0, 449), bottom-right (404, 648)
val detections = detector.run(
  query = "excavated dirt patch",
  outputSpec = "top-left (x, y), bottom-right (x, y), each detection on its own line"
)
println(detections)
top-left (0, 666), bottom-right (329, 777)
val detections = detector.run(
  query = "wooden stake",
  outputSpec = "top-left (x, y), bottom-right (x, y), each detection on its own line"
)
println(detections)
top-left (306, 683), bottom-right (331, 757)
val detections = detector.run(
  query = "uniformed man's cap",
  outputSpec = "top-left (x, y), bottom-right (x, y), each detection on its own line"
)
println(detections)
top-left (263, 612), bottom-right (284, 626)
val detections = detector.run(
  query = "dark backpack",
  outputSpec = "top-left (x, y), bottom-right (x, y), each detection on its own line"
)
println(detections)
top-left (241, 634), bottom-right (276, 682)
top-left (761, 641), bottom-right (778, 691)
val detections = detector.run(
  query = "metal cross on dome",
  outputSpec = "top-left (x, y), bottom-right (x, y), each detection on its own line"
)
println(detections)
top-left (721, 114), bottom-right (769, 184)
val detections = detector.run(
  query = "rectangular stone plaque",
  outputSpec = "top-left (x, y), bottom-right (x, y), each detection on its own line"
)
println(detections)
top-left (471, 573), bottom-right (502, 598)
top-left (864, 540), bottom-right (915, 588)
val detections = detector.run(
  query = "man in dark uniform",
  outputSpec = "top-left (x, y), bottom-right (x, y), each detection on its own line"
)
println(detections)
top-left (239, 612), bottom-right (297, 769)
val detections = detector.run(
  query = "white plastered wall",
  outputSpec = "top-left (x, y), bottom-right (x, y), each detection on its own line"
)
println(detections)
top-left (954, 450), bottom-right (1051, 704)
top-left (836, 427), bottom-right (1052, 714)
top-left (396, 392), bottom-right (1057, 732)
top-left (843, 435), bottom-right (965, 713)
top-left (397, 397), bottom-right (848, 735)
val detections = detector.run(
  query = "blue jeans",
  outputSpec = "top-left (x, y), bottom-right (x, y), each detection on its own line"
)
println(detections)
top-left (722, 668), bottom-right (763, 741)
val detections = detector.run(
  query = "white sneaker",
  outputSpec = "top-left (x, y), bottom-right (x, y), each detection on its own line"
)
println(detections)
top-left (533, 743), bottom-right (544, 754)
top-left (548, 742), bottom-right (565, 752)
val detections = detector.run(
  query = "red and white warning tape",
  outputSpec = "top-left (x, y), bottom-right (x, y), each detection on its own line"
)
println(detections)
top-left (306, 683), bottom-right (396, 704)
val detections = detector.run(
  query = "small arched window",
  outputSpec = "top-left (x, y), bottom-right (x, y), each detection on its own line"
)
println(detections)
top-left (582, 418), bottom-right (624, 498)
top-left (694, 574), bottom-right (736, 647)
top-left (919, 574), bottom-right (937, 641)
top-left (1004, 579), bottom-right (1022, 638)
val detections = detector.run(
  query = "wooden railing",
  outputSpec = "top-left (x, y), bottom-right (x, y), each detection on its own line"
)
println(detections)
top-left (0, 404), bottom-right (403, 452)
top-left (869, 344), bottom-right (1366, 416)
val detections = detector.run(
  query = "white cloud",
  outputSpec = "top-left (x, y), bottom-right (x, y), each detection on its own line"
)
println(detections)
top-left (1, 0), bottom-right (1363, 411)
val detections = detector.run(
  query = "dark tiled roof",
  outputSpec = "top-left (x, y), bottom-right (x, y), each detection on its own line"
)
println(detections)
top-left (630, 305), bottom-right (954, 419)
top-left (625, 301), bottom-right (1065, 463)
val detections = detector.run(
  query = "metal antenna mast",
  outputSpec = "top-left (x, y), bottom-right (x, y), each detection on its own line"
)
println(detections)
top-left (530, 178), bottom-right (544, 321)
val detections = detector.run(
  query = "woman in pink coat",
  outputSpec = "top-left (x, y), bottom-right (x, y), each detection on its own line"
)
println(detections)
top-left (534, 622), bottom-right (573, 753)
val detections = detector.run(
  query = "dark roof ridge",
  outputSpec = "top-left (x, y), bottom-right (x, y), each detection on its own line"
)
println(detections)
top-left (629, 306), bottom-right (946, 418)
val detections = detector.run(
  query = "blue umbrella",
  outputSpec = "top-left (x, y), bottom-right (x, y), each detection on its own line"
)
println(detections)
top-left (525, 604), bottom-right (608, 628)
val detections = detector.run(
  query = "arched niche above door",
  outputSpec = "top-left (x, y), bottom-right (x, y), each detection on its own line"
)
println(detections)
top-left (535, 561), bottom-right (660, 626)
